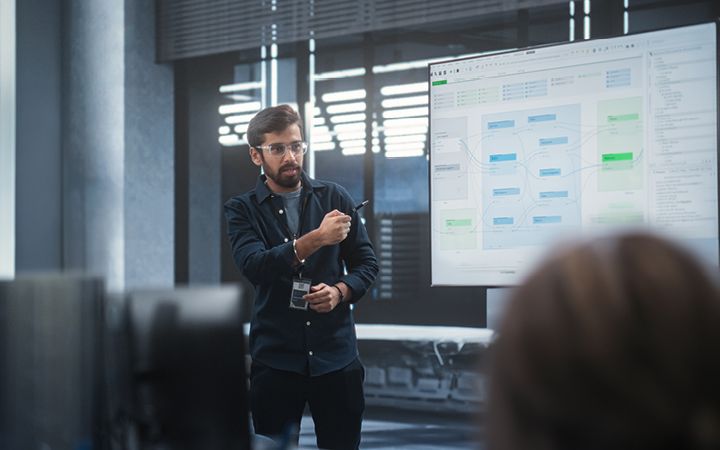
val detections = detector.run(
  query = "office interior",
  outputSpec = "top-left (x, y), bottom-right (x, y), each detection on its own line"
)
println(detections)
top-left (1, 0), bottom-right (719, 449)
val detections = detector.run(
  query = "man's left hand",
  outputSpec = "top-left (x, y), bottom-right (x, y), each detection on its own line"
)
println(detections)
top-left (304, 283), bottom-right (341, 313)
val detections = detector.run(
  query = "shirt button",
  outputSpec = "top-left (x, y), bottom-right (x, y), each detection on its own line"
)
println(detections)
top-left (278, 209), bottom-right (284, 214)
top-left (284, 238), bottom-right (289, 243)
top-left (308, 351), bottom-right (313, 356)
top-left (306, 321), bottom-right (311, 326)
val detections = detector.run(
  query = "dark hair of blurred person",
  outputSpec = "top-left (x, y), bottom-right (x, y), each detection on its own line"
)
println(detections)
top-left (488, 232), bottom-right (720, 450)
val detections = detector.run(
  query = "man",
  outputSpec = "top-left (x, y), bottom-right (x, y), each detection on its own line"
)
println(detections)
top-left (224, 104), bottom-right (378, 450)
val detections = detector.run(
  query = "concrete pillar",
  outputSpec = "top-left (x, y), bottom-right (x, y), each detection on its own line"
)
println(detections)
top-left (123, 0), bottom-right (174, 289)
top-left (15, 0), bottom-right (62, 273)
top-left (63, 0), bottom-right (173, 291)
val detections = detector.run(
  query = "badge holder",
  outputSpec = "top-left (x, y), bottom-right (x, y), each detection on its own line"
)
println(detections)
top-left (289, 276), bottom-right (312, 310)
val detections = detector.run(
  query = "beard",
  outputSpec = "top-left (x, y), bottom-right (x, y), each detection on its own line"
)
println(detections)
top-left (265, 162), bottom-right (302, 189)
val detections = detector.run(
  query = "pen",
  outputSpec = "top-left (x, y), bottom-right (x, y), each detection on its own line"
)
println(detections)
top-left (352, 200), bottom-right (369, 213)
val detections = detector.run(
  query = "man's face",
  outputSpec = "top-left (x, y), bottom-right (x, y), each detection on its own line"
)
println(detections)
top-left (250, 123), bottom-right (304, 193)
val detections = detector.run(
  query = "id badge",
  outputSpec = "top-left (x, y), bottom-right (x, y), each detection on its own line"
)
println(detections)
top-left (289, 277), bottom-right (312, 310)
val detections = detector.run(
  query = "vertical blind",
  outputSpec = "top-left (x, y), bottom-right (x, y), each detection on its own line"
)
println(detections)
top-left (157, 0), bottom-right (570, 61)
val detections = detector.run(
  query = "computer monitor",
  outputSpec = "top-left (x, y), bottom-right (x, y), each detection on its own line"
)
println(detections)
top-left (0, 275), bottom-right (105, 450)
top-left (123, 285), bottom-right (251, 450)
top-left (429, 22), bottom-right (719, 286)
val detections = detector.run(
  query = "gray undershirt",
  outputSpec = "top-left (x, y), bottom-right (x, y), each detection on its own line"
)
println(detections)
top-left (276, 187), bottom-right (302, 238)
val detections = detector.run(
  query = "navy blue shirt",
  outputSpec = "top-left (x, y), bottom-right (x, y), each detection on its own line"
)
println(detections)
top-left (224, 173), bottom-right (378, 376)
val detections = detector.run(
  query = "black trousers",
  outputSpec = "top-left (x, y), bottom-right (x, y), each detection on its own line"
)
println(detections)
top-left (249, 358), bottom-right (365, 450)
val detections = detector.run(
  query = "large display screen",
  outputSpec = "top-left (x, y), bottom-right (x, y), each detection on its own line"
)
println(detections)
top-left (429, 22), bottom-right (718, 286)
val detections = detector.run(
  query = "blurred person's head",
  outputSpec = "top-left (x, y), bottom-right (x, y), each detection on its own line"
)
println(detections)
top-left (488, 232), bottom-right (720, 450)
top-left (247, 104), bottom-right (306, 193)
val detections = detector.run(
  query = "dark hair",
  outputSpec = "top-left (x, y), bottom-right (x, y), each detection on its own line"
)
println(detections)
top-left (245, 104), bottom-right (303, 148)
top-left (488, 233), bottom-right (720, 450)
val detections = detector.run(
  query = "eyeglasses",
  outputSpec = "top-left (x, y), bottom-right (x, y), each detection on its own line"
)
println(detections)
top-left (255, 141), bottom-right (308, 157)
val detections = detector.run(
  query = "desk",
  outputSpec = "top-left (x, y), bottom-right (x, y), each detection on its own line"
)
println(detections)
top-left (356, 324), bottom-right (494, 413)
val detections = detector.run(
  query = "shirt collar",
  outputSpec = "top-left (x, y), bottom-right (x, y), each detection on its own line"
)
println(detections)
top-left (255, 172), bottom-right (324, 203)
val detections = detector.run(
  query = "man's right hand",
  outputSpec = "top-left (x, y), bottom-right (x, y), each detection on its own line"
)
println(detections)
top-left (316, 210), bottom-right (352, 246)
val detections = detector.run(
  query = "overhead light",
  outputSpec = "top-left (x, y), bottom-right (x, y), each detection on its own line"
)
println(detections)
top-left (385, 134), bottom-right (427, 144)
top-left (381, 82), bottom-right (428, 96)
top-left (218, 101), bottom-right (262, 115)
top-left (233, 124), bottom-right (248, 134)
top-left (322, 89), bottom-right (366, 103)
top-left (311, 133), bottom-right (333, 143)
top-left (382, 107), bottom-right (428, 119)
top-left (339, 139), bottom-right (366, 149)
top-left (314, 68), bottom-right (366, 81)
top-left (327, 102), bottom-right (366, 114)
top-left (372, 138), bottom-right (380, 145)
top-left (342, 147), bottom-right (366, 156)
top-left (383, 125), bottom-right (428, 136)
top-left (330, 113), bottom-right (366, 124)
top-left (337, 131), bottom-right (366, 141)
top-left (314, 125), bottom-right (330, 134)
top-left (311, 142), bottom-right (336, 151)
top-left (219, 81), bottom-right (263, 93)
top-left (224, 113), bottom-right (256, 124)
top-left (385, 148), bottom-right (425, 158)
top-left (314, 126), bottom-right (332, 134)
top-left (223, 94), bottom-right (255, 102)
top-left (313, 116), bottom-right (326, 125)
top-left (384, 117), bottom-right (429, 128)
top-left (372, 145), bottom-right (381, 153)
top-left (219, 125), bottom-right (231, 135)
top-left (373, 60), bottom-right (436, 73)
top-left (219, 134), bottom-right (246, 146)
top-left (381, 95), bottom-right (428, 109)
top-left (386, 142), bottom-right (426, 151)
top-left (334, 122), bottom-right (366, 132)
